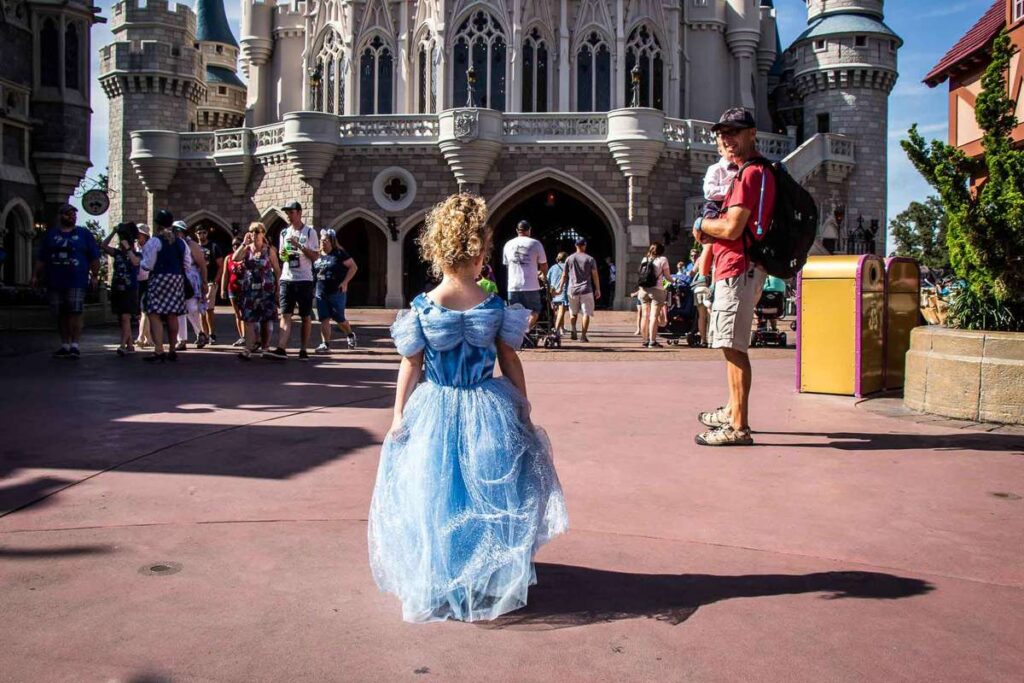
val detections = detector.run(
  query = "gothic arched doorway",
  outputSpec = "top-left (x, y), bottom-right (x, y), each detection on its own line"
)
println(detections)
top-left (1, 202), bottom-right (32, 286)
top-left (489, 181), bottom-right (615, 299)
top-left (402, 221), bottom-right (433, 304)
top-left (336, 218), bottom-right (387, 306)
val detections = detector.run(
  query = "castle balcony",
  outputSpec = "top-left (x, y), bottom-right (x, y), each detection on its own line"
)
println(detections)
top-left (166, 110), bottom-right (794, 164)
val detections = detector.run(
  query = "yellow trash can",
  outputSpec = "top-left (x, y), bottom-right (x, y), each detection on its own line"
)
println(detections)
top-left (797, 255), bottom-right (885, 396)
top-left (884, 257), bottom-right (921, 390)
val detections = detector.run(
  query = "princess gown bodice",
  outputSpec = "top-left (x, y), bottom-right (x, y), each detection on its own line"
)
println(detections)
top-left (392, 293), bottom-right (531, 387)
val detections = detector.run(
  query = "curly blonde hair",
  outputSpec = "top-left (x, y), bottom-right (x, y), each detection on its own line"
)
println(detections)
top-left (418, 193), bottom-right (492, 278)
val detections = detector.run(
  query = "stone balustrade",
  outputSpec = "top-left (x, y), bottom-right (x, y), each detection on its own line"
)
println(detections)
top-left (136, 109), bottom-right (800, 201)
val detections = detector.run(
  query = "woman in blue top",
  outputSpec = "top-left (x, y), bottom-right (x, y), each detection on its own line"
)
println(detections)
top-left (368, 194), bottom-right (568, 623)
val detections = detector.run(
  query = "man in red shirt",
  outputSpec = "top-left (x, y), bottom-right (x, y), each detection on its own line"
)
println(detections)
top-left (691, 108), bottom-right (775, 446)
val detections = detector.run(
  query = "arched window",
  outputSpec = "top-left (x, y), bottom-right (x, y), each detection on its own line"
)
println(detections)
top-left (521, 27), bottom-right (548, 113)
top-left (314, 28), bottom-right (346, 114)
top-left (64, 22), bottom-right (80, 91)
top-left (625, 24), bottom-right (664, 110)
top-left (40, 18), bottom-right (60, 87)
top-left (452, 10), bottom-right (507, 111)
top-left (576, 31), bottom-right (611, 112)
top-left (416, 34), bottom-right (440, 113)
top-left (359, 35), bottom-right (394, 115)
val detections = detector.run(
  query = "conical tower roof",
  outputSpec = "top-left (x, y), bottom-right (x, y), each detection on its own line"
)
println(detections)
top-left (195, 0), bottom-right (238, 47)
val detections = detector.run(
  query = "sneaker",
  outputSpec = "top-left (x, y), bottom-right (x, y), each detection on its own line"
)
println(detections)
top-left (116, 346), bottom-right (126, 357)
top-left (196, 333), bottom-right (209, 349)
top-left (175, 341), bottom-right (187, 351)
top-left (298, 349), bottom-right (309, 360)
top-left (642, 340), bottom-right (650, 348)
top-left (237, 350), bottom-right (252, 361)
top-left (695, 425), bottom-right (754, 447)
top-left (580, 335), bottom-right (589, 343)
top-left (346, 333), bottom-right (358, 350)
top-left (314, 343), bottom-right (330, 355)
top-left (698, 406), bottom-right (732, 428)
top-left (210, 334), bottom-right (218, 344)
top-left (52, 347), bottom-right (71, 358)
top-left (68, 347), bottom-right (81, 359)
top-left (232, 338), bottom-right (246, 347)
top-left (570, 330), bottom-right (578, 341)
top-left (125, 344), bottom-right (135, 354)
top-left (649, 341), bottom-right (663, 348)
top-left (265, 347), bottom-right (287, 360)
top-left (143, 352), bottom-right (166, 363)
top-left (253, 343), bottom-right (263, 352)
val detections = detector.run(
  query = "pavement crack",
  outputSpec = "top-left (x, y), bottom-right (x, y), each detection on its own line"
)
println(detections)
top-left (0, 392), bottom-right (392, 521)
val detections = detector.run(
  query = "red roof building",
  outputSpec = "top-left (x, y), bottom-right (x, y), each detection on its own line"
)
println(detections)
top-left (924, 0), bottom-right (1024, 158)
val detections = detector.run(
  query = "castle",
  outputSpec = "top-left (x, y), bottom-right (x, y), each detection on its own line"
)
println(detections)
top-left (99, 0), bottom-right (901, 308)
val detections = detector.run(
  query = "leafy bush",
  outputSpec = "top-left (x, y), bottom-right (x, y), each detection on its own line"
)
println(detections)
top-left (947, 285), bottom-right (1024, 332)
top-left (902, 31), bottom-right (1024, 331)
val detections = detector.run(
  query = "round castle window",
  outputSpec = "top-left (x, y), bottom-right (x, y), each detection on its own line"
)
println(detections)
top-left (372, 167), bottom-right (417, 212)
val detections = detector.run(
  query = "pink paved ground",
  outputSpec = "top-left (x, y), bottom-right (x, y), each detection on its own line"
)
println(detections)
top-left (2, 311), bottom-right (1023, 682)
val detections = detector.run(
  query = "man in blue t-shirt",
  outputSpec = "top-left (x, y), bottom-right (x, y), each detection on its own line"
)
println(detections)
top-left (31, 204), bottom-right (100, 358)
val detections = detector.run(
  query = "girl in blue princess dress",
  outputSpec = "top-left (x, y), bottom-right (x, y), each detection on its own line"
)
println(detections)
top-left (368, 194), bottom-right (568, 623)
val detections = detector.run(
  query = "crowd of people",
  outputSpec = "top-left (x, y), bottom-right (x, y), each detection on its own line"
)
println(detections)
top-left (33, 201), bottom-right (359, 362)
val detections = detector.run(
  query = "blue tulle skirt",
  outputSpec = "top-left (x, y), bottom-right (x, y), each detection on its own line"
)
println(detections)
top-left (368, 377), bottom-right (568, 623)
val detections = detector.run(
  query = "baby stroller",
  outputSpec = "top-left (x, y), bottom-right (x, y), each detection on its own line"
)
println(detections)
top-left (750, 290), bottom-right (787, 347)
top-left (524, 285), bottom-right (562, 349)
top-left (662, 280), bottom-right (701, 347)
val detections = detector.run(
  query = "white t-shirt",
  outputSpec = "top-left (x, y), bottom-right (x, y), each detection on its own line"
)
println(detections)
top-left (279, 224), bottom-right (319, 282)
top-left (502, 236), bottom-right (546, 292)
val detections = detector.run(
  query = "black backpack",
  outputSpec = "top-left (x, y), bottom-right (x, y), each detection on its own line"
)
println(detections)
top-left (737, 157), bottom-right (819, 279)
top-left (637, 258), bottom-right (659, 288)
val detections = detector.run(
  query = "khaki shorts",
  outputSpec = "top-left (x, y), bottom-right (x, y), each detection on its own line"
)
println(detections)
top-left (638, 286), bottom-right (668, 306)
top-left (709, 267), bottom-right (766, 353)
top-left (568, 292), bottom-right (595, 316)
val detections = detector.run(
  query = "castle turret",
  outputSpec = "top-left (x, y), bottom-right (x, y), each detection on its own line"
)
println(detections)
top-left (726, 0), bottom-right (763, 114)
top-left (99, 0), bottom-right (205, 223)
top-left (240, 0), bottom-right (275, 125)
top-left (790, 0), bottom-right (900, 254)
top-left (195, 0), bottom-right (246, 130)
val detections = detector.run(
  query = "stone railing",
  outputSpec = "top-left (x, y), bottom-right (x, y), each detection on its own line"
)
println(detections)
top-left (782, 132), bottom-right (856, 182)
top-left (179, 132), bottom-right (214, 158)
top-left (663, 118), bottom-right (793, 160)
top-left (338, 115), bottom-right (439, 142)
top-left (252, 122), bottom-right (286, 152)
top-left (502, 113), bottom-right (608, 141)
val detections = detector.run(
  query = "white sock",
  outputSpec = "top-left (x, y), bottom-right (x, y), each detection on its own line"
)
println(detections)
top-left (61, 343), bottom-right (70, 351)
top-left (70, 342), bottom-right (79, 350)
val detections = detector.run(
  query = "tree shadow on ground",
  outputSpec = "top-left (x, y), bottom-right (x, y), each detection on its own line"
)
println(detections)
top-left (0, 543), bottom-right (114, 559)
top-left (484, 563), bottom-right (934, 630)
top-left (758, 431), bottom-right (1024, 454)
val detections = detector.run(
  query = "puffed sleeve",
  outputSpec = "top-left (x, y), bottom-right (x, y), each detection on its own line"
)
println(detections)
top-left (499, 305), bottom-right (532, 350)
top-left (391, 308), bottom-right (426, 357)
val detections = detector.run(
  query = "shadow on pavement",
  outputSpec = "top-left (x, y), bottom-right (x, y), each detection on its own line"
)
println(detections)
top-left (760, 431), bottom-right (1024, 454)
top-left (486, 564), bottom-right (934, 630)
top-left (0, 543), bottom-right (114, 559)
top-left (0, 476), bottom-right (75, 515)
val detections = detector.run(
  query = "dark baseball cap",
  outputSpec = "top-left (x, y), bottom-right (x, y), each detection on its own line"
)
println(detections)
top-left (282, 201), bottom-right (303, 212)
top-left (575, 237), bottom-right (587, 246)
top-left (154, 209), bottom-right (174, 227)
top-left (711, 108), bottom-right (756, 133)
top-left (59, 203), bottom-right (77, 215)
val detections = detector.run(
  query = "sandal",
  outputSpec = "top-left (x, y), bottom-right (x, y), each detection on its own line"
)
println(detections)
top-left (698, 405), bottom-right (731, 428)
top-left (695, 425), bottom-right (754, 447)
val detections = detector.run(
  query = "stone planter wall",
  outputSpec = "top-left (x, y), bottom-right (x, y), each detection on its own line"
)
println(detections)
top-left (904, 326), bottom-right (1024, 424)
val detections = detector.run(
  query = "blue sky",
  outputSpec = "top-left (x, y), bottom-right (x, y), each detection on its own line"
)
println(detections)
top-left (78, 0), bottom-right (992, 242)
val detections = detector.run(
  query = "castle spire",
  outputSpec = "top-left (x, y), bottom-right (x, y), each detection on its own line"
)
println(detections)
top-left (195, 0), bottom-right (238, 47)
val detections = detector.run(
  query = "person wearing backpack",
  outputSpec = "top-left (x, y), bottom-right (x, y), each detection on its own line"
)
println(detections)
top-left (690, 108), bottom-right (774, 447)
top-left (637, 241), bottom-right (672, 348)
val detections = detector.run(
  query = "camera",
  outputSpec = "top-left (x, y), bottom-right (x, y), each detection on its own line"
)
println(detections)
top-left (115, 221), bottom-right (139, 243)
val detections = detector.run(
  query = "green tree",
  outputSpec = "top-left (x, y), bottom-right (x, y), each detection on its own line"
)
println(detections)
top-left (889, 196), bottom-right (949, 271)
top-left (901, 31), bottom-right (1024, 330)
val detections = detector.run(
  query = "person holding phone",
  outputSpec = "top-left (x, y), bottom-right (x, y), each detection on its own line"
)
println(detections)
top-left (233, 223), bottom-right (281, 360)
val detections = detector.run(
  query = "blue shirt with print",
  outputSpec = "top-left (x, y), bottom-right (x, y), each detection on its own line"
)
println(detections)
top-left (37, 226), bottom-right (100, 290)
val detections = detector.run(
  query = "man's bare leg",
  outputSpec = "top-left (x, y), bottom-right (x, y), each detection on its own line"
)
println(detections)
top-left (723, 348), bottom-right (752, 430)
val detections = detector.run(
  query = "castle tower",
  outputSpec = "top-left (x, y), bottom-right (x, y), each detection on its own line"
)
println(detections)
top-left (195, 0), bottom-right (246, 131)
top-left (792, 0), bottom-right (901, 254)
top-left (99, 1), bottom-right (205, 224)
